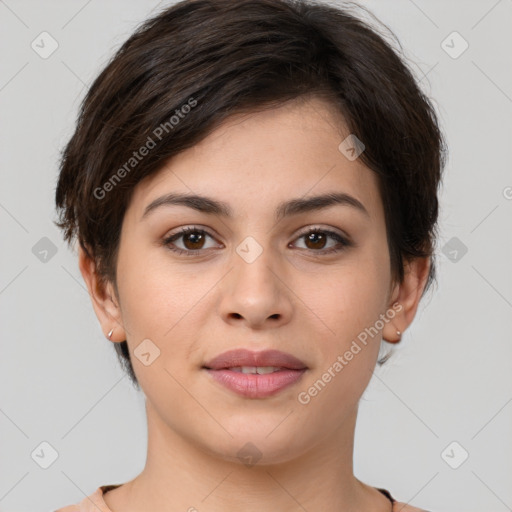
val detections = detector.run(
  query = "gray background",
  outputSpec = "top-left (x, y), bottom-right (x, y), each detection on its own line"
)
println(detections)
top-left (1, 1), bottom-right (511, 511)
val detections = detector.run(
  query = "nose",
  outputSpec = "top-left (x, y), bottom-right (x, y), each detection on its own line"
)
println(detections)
top-left (218, 244), bottom-right (294, 330)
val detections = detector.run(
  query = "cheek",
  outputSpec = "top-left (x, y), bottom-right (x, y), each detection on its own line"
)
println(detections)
top-left (303, 267), bottom-right (388, 409)
top-left (322, 254), bottom-right (390, 340)
top-left (116, 245), bottom-right (215, 365)
top-left (306, 249), bottom-right (390, 398)
top-left (114, 241), bottom-right (183, 343)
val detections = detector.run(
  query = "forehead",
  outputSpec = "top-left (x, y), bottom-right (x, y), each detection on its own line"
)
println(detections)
top-left (127, 96), bottom-right (383, 222)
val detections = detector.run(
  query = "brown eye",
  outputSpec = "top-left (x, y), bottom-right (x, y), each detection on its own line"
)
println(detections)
top-left (304, 231), bottom-right (328, 250)
top-left (181, 231), bottom-right (205, 250)
top-left (293, 228), bottom-right (351, 254)
top-left (163, 227), bottom-right (219, 255)
top-left (163, 226), bottom-right (350, 257)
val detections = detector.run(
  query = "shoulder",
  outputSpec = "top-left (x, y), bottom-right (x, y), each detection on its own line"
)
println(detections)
top-left (393, 500), bottom-right (433, 512)
top-left (53, 485), bottom-right (118, 512)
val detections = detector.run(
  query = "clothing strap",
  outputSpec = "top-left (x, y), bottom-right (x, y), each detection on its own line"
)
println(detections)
top-left (376, 487), bottom-right (395, 503)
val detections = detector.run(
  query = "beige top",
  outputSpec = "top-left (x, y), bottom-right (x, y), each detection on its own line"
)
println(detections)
top-left (54, 484), bottom-right (432, 511)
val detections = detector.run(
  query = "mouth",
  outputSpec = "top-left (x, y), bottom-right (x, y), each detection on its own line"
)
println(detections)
top-left (203, 348), bottom-right (308, 371)
top-left (218, 366), bottom-right (290, 374)
top-left (202, 349), bottom-right (308, 398)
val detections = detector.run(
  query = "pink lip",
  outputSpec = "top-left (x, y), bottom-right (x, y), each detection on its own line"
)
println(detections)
top-left (203, 349), bottom-right (307, 370)
top-left (202, 349), bottom-right (308, 399)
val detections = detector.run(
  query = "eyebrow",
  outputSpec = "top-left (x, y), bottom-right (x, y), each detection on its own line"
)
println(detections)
top-left (141, 191), bottom-right (370, 222)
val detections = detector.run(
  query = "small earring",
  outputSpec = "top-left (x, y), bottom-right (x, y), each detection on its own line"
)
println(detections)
top-left (396, 330), bottom-right (401, 337)
top-left (108, 328), bottom-right (114, 339)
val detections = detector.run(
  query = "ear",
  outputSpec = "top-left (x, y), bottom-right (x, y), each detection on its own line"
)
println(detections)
top-left (383, 256), bottom-right (431, 343)
top-left (78, 244), bottom-right (126, 343)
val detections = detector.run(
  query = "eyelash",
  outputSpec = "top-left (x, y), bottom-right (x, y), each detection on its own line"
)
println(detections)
top-left (162, 226), bottom-right (352, 257)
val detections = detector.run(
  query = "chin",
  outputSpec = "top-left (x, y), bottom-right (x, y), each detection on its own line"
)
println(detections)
top-left (199, 424), bottom-right (310, 467)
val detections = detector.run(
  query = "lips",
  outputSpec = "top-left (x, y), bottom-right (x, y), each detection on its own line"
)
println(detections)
top-left (203, 349), bottom-right (308, 371)
top-left (203, 349), bottom-right (308, 398)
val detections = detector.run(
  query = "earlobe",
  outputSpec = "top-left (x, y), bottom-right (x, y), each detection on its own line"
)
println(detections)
top-left (78, 245), bottom-right (126, 342)
top-left (383, 257), bottom-right (430, 343)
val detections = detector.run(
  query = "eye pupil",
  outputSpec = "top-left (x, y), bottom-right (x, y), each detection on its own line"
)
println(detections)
top-left (184, 231), bottom-right (204, 249)
top-left (305, 232), bottom-right (326, 250)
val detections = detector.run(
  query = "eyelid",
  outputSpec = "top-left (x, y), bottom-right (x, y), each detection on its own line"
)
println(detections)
top-left (164, 224), bottom-right (349, 241)
top-left (163, 225), bottom-right (222, 249)
top-left (295, 224), bottom-right (350, 240)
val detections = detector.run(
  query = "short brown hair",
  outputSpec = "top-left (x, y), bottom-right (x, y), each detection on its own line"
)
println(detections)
top-left (54, 0), bottom-right (447, 388)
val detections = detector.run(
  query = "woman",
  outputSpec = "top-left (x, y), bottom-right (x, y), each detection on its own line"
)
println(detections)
top-left (54, 0), bottom-right (446, 510)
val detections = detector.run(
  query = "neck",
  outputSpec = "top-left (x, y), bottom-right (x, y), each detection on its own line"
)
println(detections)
top-left (103, 399), bottom-right (391, 512)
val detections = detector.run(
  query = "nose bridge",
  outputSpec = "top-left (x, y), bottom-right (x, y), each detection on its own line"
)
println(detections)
top-left (234, 235), bottom-right (280, 302)
top-left (219, 234), bottom-right (292, 326)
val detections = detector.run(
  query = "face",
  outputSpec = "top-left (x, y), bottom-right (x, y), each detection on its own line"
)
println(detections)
top-left (89, 96), bottom-right (407, 464)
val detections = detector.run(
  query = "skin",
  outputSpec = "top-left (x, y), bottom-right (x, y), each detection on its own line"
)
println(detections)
top-left (79, 95), bottom-right (429, 512)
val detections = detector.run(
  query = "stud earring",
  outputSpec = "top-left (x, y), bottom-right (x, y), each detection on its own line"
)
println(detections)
top-left (108, 328), bottom-right (114, 339)
top-left (396, 330), bottom-right (401, 338)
